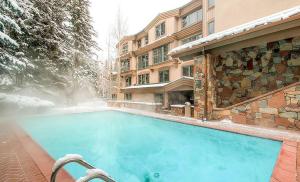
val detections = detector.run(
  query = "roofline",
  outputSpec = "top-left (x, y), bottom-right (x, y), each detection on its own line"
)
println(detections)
top-left (170, 13), bottom-right (300, 57)
top-left (116, 0), bottom-right (200, 47)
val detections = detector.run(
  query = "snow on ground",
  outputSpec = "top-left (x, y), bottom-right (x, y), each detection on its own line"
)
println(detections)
top-left (52, 99), bottom-right (109, 113)
top-left (0, 93), bottom-right (55, 108)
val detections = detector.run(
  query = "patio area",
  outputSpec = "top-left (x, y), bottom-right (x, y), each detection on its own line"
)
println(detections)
top-left (0, 122), bottom-right (73, 182)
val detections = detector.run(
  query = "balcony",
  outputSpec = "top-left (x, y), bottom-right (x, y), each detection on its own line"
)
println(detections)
top-left (119, 51), bottom-right (135, 59)
top-left (149, 59), bottom-right (179, 71)
top-left (174, 21), bottom-right (203, 40)
top-left (134, 35), bottom-right (176, 56)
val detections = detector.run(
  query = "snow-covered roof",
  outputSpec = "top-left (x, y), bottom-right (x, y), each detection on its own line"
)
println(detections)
top-left (111, 100), bottom-right (163, 106)
top-left (122, 76), bottom-right (194, 90)
top-left (123, 83), bottom-right (168, 89)
top-left (170, 5), bottom-right (300, 55)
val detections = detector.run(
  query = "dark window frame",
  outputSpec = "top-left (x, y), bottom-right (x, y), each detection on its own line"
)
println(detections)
top-left (138, 74), bottom-right (150, 85)
top-left (159, 69), bottom-right (169, 83)
top-left (153, 44), bottom-right (169, 64)
top-left (138, 54), bottom-right (149, 70)
top-left (125, 93), bottom-right (132, 100)
top-left (182, 65), bottom-right (194, 77)
top-left (208, 0), bottom-right (215, 8)
top-left (182, 9), bottom-right (203, 28)
top-left (125, 76), bottom-right (132, 87)
top-left (208, 20), bottom-right (215, 35)
top-left (155, 22), bottom-right (166, 39)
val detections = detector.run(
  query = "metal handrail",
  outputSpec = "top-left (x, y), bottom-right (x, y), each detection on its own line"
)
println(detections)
top-left (50, 154), bottom-right (115, 182)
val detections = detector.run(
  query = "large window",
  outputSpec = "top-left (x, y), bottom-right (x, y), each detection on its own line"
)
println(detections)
top-left (181, 34), bottom-right (202, 45)
top-left (138, 74), bottom-right (150, 85)
top-left (182, 9), bottom-right (203, 28)
top-left (137, 40), bottom-right (142, 48)
top-left (182, 65), bottom-right (194, 77)
top-left (122, 43), bottom-right (128, 54)
top-left (125, 93), bottom-right (132, 100)
top-left (159, 70), bottom-right (169, 83)
top-left (138, 54), bottom-right (149, 70)
top-left (208, 20), bottom-right (215, 35)
top-left (112, 94), bottom-right (117, 100)
top-left (121, 59), bottom-right (130, 72)
top-left (153, 45), bottom-right (168, 64)
top-left (125, 76), bottom-right (132, 87)
top-left (154, 93), bottom-right (164, 103)
top-left (155, 22), bottom-right (165, 38)
top-left (145, 35), bottom-right (149, 45)
top-left (208, 0), bottom-right (215, 8)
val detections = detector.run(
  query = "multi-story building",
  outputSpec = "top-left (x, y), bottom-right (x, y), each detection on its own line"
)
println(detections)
top-left (116, 0), bottom-right (203, 108)
top-left (111, 0), bottom-right (300, 130)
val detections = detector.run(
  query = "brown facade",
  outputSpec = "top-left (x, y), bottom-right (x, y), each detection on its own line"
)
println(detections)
top-left (111, 0), bottom-right (300, 130)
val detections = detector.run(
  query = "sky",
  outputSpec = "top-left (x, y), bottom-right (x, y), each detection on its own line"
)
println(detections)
top-left (89, 0), bottom-right (191, 60)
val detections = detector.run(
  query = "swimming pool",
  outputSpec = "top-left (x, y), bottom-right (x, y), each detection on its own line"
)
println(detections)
top-left (21, 111), bottom-right (281, 182)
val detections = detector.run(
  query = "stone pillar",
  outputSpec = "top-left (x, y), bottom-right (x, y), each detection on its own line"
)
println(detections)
top-left (185, 102), bottom-right (191, 117)
top-left (163, 92), bottom-right (169, 108)
top-left (206, 54), bottom-right (215, 120)
top-left (194, 55), bottom-right (207, 119)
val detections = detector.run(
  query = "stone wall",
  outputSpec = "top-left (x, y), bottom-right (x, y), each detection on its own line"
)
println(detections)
top-left (214, 36), bottom-right (300, 107)
top-left (213, 83), bottom-right (300, 130)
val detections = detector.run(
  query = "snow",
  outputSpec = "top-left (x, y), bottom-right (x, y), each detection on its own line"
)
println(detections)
top-left (5, 0), bottom-right (23, 13)
top-left (0, 76), bottom-right (13, 86)
top-left (0, 14), bottom-right (21, 33)
top-left (0, 93), bottom-right (55, 108)
top-left (170, 104), bottom-right (185, 108)
top-left (52, 154), bottom-right (83, 172)
top-left (111, 100), bottom-right (162, 106)
top-left (52, 100), bottom-right (109, 114)
top-left (76, 169), bottom-right (111, 182)
top-left (170, 5), bottom-right (300, 54)
top-left (123, 83), bottom-right (168, 89)
top-left (0, 31), bottom-right (19, 47)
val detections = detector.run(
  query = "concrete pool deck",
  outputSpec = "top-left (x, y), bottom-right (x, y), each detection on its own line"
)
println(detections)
top-left (0, 107), bottom-right (300, 181)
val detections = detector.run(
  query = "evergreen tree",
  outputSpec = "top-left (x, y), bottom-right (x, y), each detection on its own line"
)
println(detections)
top-left (0, 0), bottom-right (29, 89)
top-left (68, 0), bottom-right (98, 92)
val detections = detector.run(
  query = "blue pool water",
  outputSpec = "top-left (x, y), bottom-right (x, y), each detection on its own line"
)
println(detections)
top-left (21, 111), bottom-right (281, 182)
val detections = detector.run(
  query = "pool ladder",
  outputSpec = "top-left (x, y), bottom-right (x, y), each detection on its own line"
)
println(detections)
top-left (51, 154), bottom-right (116, 182)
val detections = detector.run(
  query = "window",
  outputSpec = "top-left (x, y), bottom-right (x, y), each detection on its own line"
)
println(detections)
top-left (181, 34), bottom-right (202, 45)
top-left (137, 40), bottom-right (142, 48)
top-left (122, 43), bottom-right (128, 54)
top-left (155, 22), bottom-right (165, 38)
top-left (208, 20), bottom-right (215, 35)
top-left (208, 0), bottom-right (215, 8)
top-left (125, 76), bottom-right (132, 87)
top-left (182, 65), bottom-right (194, 77)
top-left (121, 59), bottom-right (130, 72)
top-left (182, 9), bottom-right (203, 28)
top-left (153, 45), bottom-right (168, 64)
top-left (138, 54), bottom-right (149, 70)
top-left (138, 74), bottom-right (150, 85)
top-left (112, 94), bottom-right (117, 100)
top-left (154, 94), bottom-right (164, 103)
top-left (145, 35), bottom-right (149, 45)
top-left (159, 70), bottom-right (169, 83)
top-left (125, 93), bottom-right (132, 100)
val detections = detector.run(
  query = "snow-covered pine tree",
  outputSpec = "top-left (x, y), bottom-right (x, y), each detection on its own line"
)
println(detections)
top-left (0, 0), bottom-right (30, 89)
top-left (68, 0), bottom-right (99, 93)
top-left (17, 0), bottom-right (72, 90)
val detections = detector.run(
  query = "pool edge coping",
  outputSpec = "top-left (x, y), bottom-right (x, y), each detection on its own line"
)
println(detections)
top-left (12, 123), bottom-right (74, 182)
